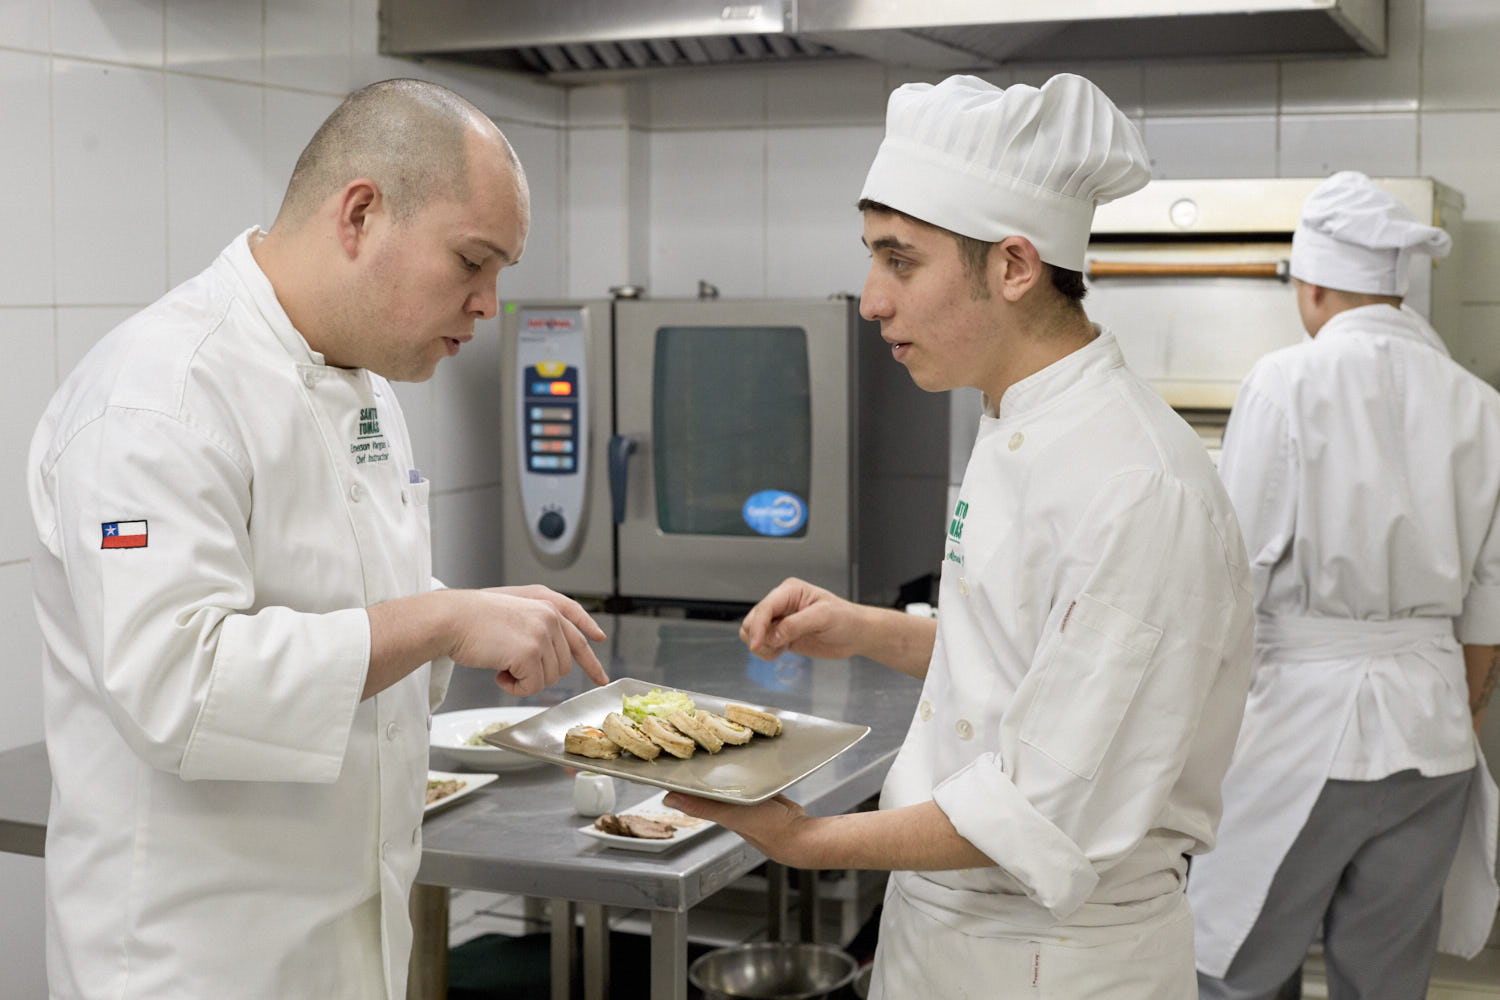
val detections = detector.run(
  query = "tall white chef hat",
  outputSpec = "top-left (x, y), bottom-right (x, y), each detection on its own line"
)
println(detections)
top-left (1290, 170), bottom-right (1451, 296)
top-left (859, 73), bottom-right (1150, 272)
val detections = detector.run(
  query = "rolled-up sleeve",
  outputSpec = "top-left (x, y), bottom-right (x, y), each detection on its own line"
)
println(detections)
top-left (428, 578), bottom-right (456, 710)
top-left (933, 755), bottom-right (1099, 917)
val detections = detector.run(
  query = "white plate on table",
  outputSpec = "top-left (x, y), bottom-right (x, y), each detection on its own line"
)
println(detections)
top-left (486, 677), bottom-right (870, 804)
top-left (576, 790), bottom-right (718, 853)
top-left (430, 706), bottom-right (548, 771)
top-left (424, 770), bottom-right (497, 816)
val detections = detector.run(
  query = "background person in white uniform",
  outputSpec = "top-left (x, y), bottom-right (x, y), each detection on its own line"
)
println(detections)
top-left (1189, 171), bottom-right (1500, 1000)
top-left (28, 79), bottom-right (608, 1000)
top-left (665, 74), bottom-right (1254, 1000)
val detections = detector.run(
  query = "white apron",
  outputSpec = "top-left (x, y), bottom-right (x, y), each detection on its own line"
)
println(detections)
top-left (1189, 615), bottom-right (1499, 977)
top-left (871, 877), bottom-right (1197, 1000)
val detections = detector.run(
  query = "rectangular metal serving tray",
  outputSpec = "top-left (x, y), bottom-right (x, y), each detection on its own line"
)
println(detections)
top-left (486, 677), bottom-right (869, 805)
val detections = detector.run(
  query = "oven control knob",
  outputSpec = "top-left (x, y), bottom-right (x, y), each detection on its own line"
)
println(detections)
top-left (538, 511), bottom-right (566, 540)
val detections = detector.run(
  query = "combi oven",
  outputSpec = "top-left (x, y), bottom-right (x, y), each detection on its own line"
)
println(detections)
top-left (498, 296), bottom-right (950, 607)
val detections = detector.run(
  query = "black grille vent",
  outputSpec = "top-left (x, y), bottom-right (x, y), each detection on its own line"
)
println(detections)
top-left (510, 34), bottom-right (842, 75)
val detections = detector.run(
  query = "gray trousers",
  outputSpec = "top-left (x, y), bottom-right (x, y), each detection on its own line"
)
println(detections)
top-left (1197, 767), bottom-right (1475, 1000)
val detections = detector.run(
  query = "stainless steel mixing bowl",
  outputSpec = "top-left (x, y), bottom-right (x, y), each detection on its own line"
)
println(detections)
top-left (688, 942), bottom-right (858, 1000)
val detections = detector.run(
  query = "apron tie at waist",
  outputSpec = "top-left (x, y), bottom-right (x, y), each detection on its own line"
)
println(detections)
top-left (1254, 615), bottom-right (1455, 663)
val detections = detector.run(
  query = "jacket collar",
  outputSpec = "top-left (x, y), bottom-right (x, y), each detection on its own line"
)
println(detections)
top-left (218, 227), bottom-right (328, 367)
top-left (984, 325), bottom-right (1126, 421)
top-left (1317, 303), bottom-right (1449, 357)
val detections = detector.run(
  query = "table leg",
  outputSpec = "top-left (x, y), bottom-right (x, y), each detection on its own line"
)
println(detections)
top-left (799, 869), bottom-right (820, 943)
top-left (650, 909), bottom-right (688, 1000)
top-left (406, 884), bottom-right (449, 1000)
top-left (582, 903), bottom-right (610, 1000)
top-left (766, 861), bottom-right (789, 942)
top-left (551, 898), bottom-right (579, 1000)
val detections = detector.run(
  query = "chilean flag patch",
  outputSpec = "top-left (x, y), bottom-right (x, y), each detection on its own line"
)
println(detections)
top-left (101, 520), bottom-right (148, 549)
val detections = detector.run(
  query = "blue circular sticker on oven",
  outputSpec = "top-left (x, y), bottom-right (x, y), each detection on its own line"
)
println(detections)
top-left (742, 490), bottom-right (807, 536)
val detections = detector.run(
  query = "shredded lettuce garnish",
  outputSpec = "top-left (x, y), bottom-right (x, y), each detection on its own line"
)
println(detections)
top-left (621, 688), bottom-right (695, 724)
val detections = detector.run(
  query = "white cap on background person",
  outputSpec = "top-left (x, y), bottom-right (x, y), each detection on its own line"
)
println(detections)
top-left (859, 73), bottom-right (1151, 272)
top-left (1290, 170), bottom-right (1451, 296)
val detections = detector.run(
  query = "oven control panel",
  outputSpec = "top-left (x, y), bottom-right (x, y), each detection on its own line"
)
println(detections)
top-left (514, 309), bottom-right (589, 559)
top-left (522, 362), bottom-right (580, 476)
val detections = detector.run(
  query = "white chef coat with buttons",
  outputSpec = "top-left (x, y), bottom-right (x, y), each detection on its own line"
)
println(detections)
top-left (28, 229), bottom-right (453, 1000)
top-left (878, 331), bottom-right (1254, 963)
top-left (1189, 303), bottom-right (1500, 976)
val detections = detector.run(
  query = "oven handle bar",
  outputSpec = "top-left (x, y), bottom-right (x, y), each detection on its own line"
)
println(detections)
top-left (1086, 259), bottom-right (1290, 281)
top-left (608, 434), bottom-right (637, 525)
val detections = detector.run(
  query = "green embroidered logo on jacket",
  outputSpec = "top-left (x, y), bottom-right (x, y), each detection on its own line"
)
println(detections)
top-left (350, 406), bottom-right (391, 465)
top-left (946, 499), bottom-right (968, 565)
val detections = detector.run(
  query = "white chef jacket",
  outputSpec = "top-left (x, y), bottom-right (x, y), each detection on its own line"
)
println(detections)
top-left (876, 330), bottom-right (1254, 990)
top-left (28, 229), bottom-right (453, 1000)
top-left (1189, 303), bottom-right (1500, 976)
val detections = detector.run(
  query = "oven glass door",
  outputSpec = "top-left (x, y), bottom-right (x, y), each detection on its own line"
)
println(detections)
top-left (652, 324), bottom-right (811, 538)
top-left (614, 299), bottom-right (854, 604)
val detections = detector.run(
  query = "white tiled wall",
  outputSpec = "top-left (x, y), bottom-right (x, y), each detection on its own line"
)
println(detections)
top-left (5, 0), bottom-right (1500, 992)
top-left (765, 126), bottom-right (884, 299)
top-left (648, 128), bottom-right (768, 297)
top-left (0, 0), bottom-right (564, 989)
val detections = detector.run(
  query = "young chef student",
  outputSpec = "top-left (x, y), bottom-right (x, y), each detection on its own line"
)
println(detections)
top-left (663, 73), bottom-right (1255, 999)
top-left (28, 79), bottom-right (609, 1000)
top-left (1190, 171), bottom-right (1500, 999)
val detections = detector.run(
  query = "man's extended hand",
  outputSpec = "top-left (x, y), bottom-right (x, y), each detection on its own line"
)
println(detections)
top-left (450, 585), bottom-right (608, 694)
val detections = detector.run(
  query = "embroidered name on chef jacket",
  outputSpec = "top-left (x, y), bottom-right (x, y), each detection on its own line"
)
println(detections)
top-left (349, 406), bottom-right (391, 466)
top-left (101, 520), bottom-right (148, 549)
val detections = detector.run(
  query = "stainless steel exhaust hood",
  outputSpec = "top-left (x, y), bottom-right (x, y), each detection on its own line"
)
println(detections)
top-left (380, 0), bottom-right (1387, 79)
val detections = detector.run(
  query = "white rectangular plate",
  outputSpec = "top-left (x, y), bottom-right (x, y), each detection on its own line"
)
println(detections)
top-left (576, 790), bottom-right (717, 853)
top-left (424, 770), bottom-right (497, 816)
top-left (486, 677), bottom-right (869, 805)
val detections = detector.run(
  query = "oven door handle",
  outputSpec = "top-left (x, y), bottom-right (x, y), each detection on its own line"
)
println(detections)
top-left (608, 434), bottom-right (637, 525)
top-left (1086, 259), bottom-right (1290, 281)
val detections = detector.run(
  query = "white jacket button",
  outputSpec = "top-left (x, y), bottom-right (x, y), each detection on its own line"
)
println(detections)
top-left (385, 722), bottom-right (398, 741)
top-left (349, 482), bottom-right (363, 502)
top-left (955, 719), bottom-right (973, 740)
top-left (302, 370), bottom-right (318, 388)
top-left (1008, 432), bottom-right (1024, 451)
top-left (919, 700), bottom-right (933, 722)
top-left (411, 826), bottom-right (421, 846)
top-left (958, 577), bottom-right (969, 597)
top-left (380, 841), bottom-right (391, 861)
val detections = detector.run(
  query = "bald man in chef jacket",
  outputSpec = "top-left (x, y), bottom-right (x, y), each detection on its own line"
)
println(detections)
top-left (1190, 171), bottom-right (1500, 999)
top-left (28, 79), bottom-right (607, 1000)
top-left (664, 74), bottom-right (1255, 999)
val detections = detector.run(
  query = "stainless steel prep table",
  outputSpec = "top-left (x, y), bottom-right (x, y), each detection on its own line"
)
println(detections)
top-left (0, 613), bottom-right (923, 1000)
top-left (422, 613), bottom-right (921, 999)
